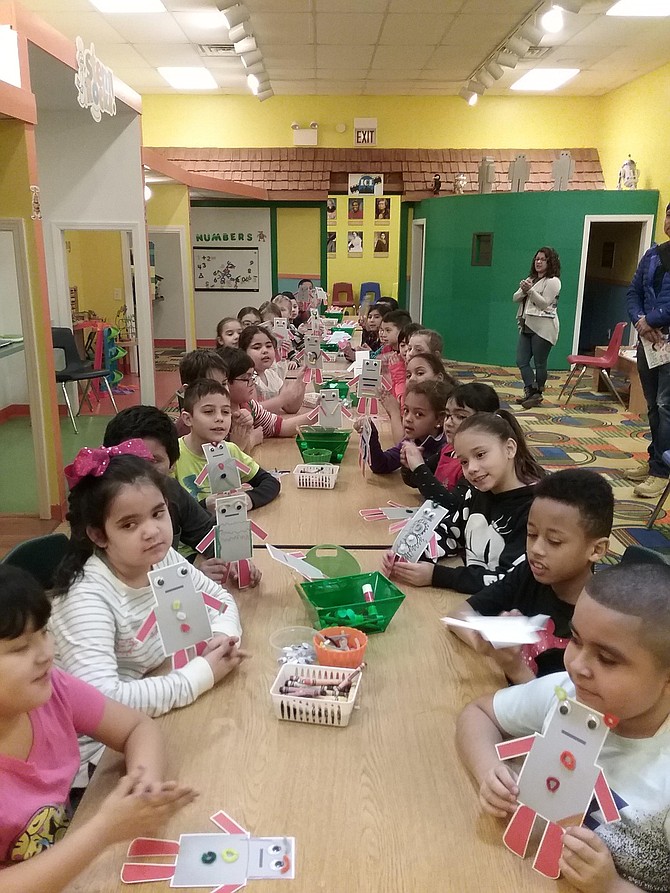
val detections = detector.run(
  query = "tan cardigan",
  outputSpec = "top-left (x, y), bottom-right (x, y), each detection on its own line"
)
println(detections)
top-left (513, 276), bottom-right (561, 345)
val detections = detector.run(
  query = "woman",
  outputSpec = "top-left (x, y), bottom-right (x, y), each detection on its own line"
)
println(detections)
top-left (513, 246), bottom-right (561, 409)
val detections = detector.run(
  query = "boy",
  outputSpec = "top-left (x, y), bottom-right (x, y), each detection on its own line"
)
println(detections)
top-left (447, 469), bottom-right (613, 682)
top-left (379, 309), bottom-right (412, 354)
top-left (103, 405), bottom-right (260, 587)
top-left (174, 379), bottom-right (280, 511)
top-left (408, 328), bottom-right (443, 360)
top-left (457, 561), bottom-right (670, 893)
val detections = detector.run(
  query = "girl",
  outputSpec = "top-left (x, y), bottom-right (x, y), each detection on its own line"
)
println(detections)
top-left (383, 353), bottom-right (454, 443)
top-left (51, 448), bottom-right (247, 781)
top-left (0, 565), bottom-right (195, 892)
top-left (354, 379), bottom-right (449, 475)
top-left (238, 325), bottom-right (306, 412)
top-left (407, 328), bottom-right (443, 360)
top-left (258, 301), bottom-right (282, 323)
top-left (405, 381), bottom-right (501, 491)
top-left (216, 316), bottom-right (242, 349)
top-left (224, 347), bottom-right (316, 439)
top-left (385, 410), bottom-right (545, 593)
top-left (513, 246), bottom-right (561, 409)
top-left (237, 306), bottom-right (262, 328)
top-left (398, 323), bottom-right (422, 363)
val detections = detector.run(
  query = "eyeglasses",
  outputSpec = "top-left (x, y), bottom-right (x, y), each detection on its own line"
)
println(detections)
top-left (233, 371), bottom-right (258, 385)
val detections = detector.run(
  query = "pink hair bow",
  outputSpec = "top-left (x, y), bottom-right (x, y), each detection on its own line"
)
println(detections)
top-left (64, 439), bottom-right (154, 489)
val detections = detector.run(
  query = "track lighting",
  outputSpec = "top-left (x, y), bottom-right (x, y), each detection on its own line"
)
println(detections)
top-left (458, 87), bottom-right (479, 105)
top-left (485, 60), bottom-right (504, 79)
top-left (507, 34), bottom-right (531, 55)
top-left (218, 3), bottom-right (249, 29)
top-left (496, 50), bottom-right (519, 68)
top-left (519, 21), bottom-right (543, 43)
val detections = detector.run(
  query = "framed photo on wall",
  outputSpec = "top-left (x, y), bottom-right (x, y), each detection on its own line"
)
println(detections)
top-left (348, 231), bottom-right (363, 255)
top-left (348, 173), bottom-right (384, 196)
top-left (348, 197), bottom-right (364, 220)
top-left (373, 231), bottom-right (389, 256)
top-left (326, 197), bottom-right (337, 223)
top-left (374, 197), bottom-right (391, 222)
top-left (326, 231), bottom-right (337, 256)
top-left (193, 247), bottom-right (259, 291)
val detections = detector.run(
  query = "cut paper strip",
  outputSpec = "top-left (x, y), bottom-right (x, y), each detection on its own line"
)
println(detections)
top-left (127, 839), bottom-right (180, 858)
top-left (121, 863), bottom-right (176, 884)
top-left (210, 811), bottom-right (248, 835)
top-left (266, 543), bottom-right (326, 580)
top-left (441, 614), bottom-right (550, 648)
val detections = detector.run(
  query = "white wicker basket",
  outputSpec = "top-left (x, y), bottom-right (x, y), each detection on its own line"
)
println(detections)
top-left (270, 661), bottom-right (362, 727)
top-left (293, 463), bottom-right (339, 489)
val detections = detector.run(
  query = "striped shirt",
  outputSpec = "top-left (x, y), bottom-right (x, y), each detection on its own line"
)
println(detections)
top-left (247, 398), bottom-right (283, 437)
top-left (50, 548), bottom-right (242, 782)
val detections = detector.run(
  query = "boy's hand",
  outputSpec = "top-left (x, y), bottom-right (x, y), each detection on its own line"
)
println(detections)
top-left (193, 556), bottom-right (230, 585)
top-left (479, 764), bottom-right (518, 818)
top-left (380, 389), bottom-right (401, 419)
top-left (98, 770), bottom-right (197, 844)
top-left (353, 417), bottom-right (364, 434)
top-left (401, 441), bottom-right (424, 471)
top-left (202, 636), bottom-right (250, 683)
top-left (232, 408), bottom-right (253, 430)
top-left (229, 560), bottom-right (262, 588)
top-left (559, 826), bottom-right (620, 892)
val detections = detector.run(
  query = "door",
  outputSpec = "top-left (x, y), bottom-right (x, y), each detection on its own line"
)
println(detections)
top-left (409, 218), bottom-right (426, 322)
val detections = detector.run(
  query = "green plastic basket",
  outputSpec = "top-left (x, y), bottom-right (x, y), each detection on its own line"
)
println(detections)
top-left (297, 571), bottom-right (405, 633)
top-left (321, 342), bottom-right (339, 354)
top-left (324, 311), bottom-right (344, 322)
top-left (296, 426), bottom-right (351, 464)
top-left (314, 380), bottom-right (349, 399)
top-left (302, 448), bottom-right (332, 464)
top-left (304, 545), bottom-right (361, 578)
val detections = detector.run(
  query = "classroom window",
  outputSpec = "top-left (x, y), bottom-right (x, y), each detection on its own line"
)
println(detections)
top-left (471, 232), bottom-right (493, 267)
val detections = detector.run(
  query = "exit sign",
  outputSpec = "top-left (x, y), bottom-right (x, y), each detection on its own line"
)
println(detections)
top-left (353, 117), bottom-right (377, 146)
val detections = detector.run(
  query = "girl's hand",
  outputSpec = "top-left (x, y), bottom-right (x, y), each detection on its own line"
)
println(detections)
top-left (98, 770), bottom-right (197, 844)
top-left (229, 560), bottom-right (262, 588)
top-left (383, 555), bottom-right (434, 587)
top-left (203, 636), bottom-right (250, 683)
top-left (479, 764), bottom-right (518, 818)
top-left (379, 389), bottom-right (400, 418)
top-left (193, 557), bottom-right (230, 585)
top-left (401, 441), bottom-right (424, 471)
top-left (353, 417), bottom-right (364, 434)
top-left (559, 826), bottom-right (619, 892)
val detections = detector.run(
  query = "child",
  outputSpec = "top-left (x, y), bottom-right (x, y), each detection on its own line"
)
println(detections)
top-left (258, 301), bottom-right (282, 323)
top-left (238, 325), bottom-right (306, 412)
top-left (446, 469), bottom-right (613, 682)
top-left (354, 379), bottom-right (449, 475)
top-left (221, 348), bottom-right (316, 439)
top-left (379, 309), bottom-right (412, 357)
top-left (456, 561), bottom-right (670, 893)
top-left (103, 407), bottom-right (261, 587)
top-left (409, 381), bottom-right (501, 491)
top-left (398, 323), bottom-right (423, 363)
top-left (51, 449), bottom-right (246, 782)
top-left (407, 328), bottom-right (443, 359)
top-left (174, 379), bottom-right (280, 509)
top-left (382, 354), bottom-right (455, 444)
top-left (0, 566), bottom-right (195, 890)
top-left (342, 303), bottom-right (386, 362)
top-left (216, 317), bottom-right (242, 349)
top-left (237, 306), bottom-right (262, 328)
top-left (274, 293), bottom-right (303, 352)
top-left (385, 410), bottom-right (545, 593)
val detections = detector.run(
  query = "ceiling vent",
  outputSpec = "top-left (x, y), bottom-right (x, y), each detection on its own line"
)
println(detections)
top-left (525, 45), bottom-right (552, 59)
top-left (198, 44), bottom-right (236, 57)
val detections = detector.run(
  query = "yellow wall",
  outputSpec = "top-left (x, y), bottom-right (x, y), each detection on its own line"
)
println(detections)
top-left (141, 94), bottom-right (603, 150)
top-left (326, 195), bottom-right (400, 298)
top-left (65, 230), bottom-right (125, 324)
top-left (276, 206), bottom-right (321, 281)
top-left (598, 61), bottom-right (670, 242)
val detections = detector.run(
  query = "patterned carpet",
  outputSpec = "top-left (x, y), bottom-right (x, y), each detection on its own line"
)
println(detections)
top-left (154, 347), bottom-right (183, 372)
top-left (444, 360), bottom-right (670, 562)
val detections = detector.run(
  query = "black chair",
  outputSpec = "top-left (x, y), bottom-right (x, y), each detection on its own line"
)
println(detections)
top-left (52, 327), bottom-right (119, 433)
top-left (2, 533), bottom-right (70, 589)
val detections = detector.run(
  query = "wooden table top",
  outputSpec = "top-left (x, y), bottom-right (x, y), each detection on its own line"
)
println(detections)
top-left (66, 550), bottom-right (551, 893)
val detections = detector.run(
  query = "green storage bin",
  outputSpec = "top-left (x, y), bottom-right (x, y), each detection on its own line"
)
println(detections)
top-left (297, 571), bottom-right (405, 633)
top-left (324, 311), bottom-right (344, 322)
top-left (302, 448), bottom-right (332, 464)
top-left (314, 380), bottom-right (349, 399)
top-left (321, 342), bottom-right (339, 354)
top-left (296, 426), bottom-right (351, 464)
top-left (304, 545), bottom-right (361, 578)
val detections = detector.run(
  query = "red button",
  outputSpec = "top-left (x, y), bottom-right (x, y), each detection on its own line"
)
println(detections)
top-left (180, 623), bottom-right (191, 633)
top-left (546, 776), bottom-right (560, 792)
top-left (560, 750), bottom-right (576, 771)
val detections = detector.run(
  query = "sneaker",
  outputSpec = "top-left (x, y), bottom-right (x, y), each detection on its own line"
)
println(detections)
top-left (516, 387), bottom-right (532, 405)
top-left (633, 475), bottom-right (669, 498)
top-left (627, 463), bottom-right (651, 483)
top-left (521, 390), bottom-right (543, 409)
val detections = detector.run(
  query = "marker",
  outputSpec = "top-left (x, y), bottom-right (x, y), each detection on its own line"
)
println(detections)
top-left (362, 583), bottom-right (375, 603)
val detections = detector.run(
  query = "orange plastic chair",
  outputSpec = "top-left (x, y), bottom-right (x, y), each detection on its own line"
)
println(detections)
top-left (331, 282), bottom-right (355, 311)
top-left (558, 321), bottom-right (628, 407)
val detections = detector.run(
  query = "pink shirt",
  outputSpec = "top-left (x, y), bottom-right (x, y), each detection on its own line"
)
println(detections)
top-left (0, 668), bottom-right (105, 864)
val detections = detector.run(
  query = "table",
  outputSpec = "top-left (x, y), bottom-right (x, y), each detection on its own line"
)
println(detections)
top-left (65, 550), bottom-right (550, 893)
top-left (592, 346), bottom-right (645, 415)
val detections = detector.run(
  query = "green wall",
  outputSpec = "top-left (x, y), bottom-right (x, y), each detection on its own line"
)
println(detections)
top-left (413, 190), bottom-right (659, 368)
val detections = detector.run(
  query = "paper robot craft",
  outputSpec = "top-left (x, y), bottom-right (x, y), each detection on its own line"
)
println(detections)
top-left (298, 335), bottom-right (329, 385)
top-left (318, 390), bottom-right (352, 430)
top-left (195, 442), bottom-right (251, 494)
top-left (121, 810), bottom-right (295, 892)
top-left (196, 495), bottom-right (268, 590)
top-left (349, 359), bottom-right (388, 416)
top-left (360, 502), bottom-right (417, 533)
top-left (135, 564), bottom-right (226, 670)
top-left (495, 687), bottom-right (620, 879)
top-left (271, 318), bottom-right (292, 359)
top-left (358, 415), bottom-right (373, 475)
top-left (390, 500), bottom-right (448, 562)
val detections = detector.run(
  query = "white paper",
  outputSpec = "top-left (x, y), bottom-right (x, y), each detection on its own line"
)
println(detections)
top-left (266, 543), bottom-right (326, 581)
top-left (642, 337), bottom-right (670, 370)
top-left (441, 613), bottom-right (549, 648)
top-left (348, 349), bottom-right (370, 374)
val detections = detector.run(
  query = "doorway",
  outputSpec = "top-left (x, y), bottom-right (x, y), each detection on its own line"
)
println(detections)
top-left (573, 215), bottom-right (655, 354)
top-left (409, 218), bottom-right (426, 322)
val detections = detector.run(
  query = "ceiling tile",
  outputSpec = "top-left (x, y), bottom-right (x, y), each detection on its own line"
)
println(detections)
top-left (263, 44), bottom-right (316, 65)
top-left (316, 81), bottom-right (365, 94)
top-left (171, 11), bottom-right (232, 44)
top-left (274, 79), bottom-right (318, 94)
top-left (316, 13), bottom-right (384, 45)
top-left (270, 68), bottom-right (317, 80)
top-left (88, 44), bottom-right (150, 67)
top-left (315, 0), bottom-right (387, 9)
top-left (201, 56), bottom-right (245, 72)
top-left (112, 66), bottom-right (171, 89)
top-left (316, 44), bottom-right (375, 67)
top-left (443, 13), bottom-right (516, 44)
top-left (316, 68), bottom-right (369, 81)
top-left (247, 0), bottom-right (312, 10)
top-left (32, 11), bottom-right (126, 43)
top-left (104, 13), bottom-right (188, 44)
top-left (371, 45), bottom-right (436, 68)
top-left (134, 42), bottom-right (202, 65)
top-left (366, 70), bottom-right (423, 81)
top-left (423, 45), bottom-right (486, 76)
top-left (363, 81), bottom-right (418, 94)
top-left (379, 13), bottom-right (455, 45)
top-left (388, 0), bottom-right (463, 10)
top-left (253, 13), bottom-right (314, 44)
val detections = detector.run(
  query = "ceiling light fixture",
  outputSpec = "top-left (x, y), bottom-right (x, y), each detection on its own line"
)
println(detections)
top-left (233, 36), bottom-right (257, 55)
top-left (458, 87), bottom-right (479, 105)
top-left (241, 49), bottom-right (263, 68)
top-left (90, 0), bottom-right (166, 10)
top-left (519, 20), bottom-right (543, 43)
top-left (467, 79), bottom-right (486, 95)
top-left (511, 67), bottom-right (579, 90)
top-left (477, 69), bottom-right (496, 88)
top-left (541, 5), bottom-right (564, 32)
top-left (507, 34), bottom-right (531, 55)
top-left (218, 3), bottom-right (250, 29)
top-left (485, 60), bottom-right (505, 80)
top-left (558, 0), bottom-right (585, 12)
top-left (227, 21), bottom-right (252, 43)
top-left (244, 61), bottom-right (266, 75)
top-left (607, 0), bottom-right (670, 13)
top-left (144, 185), bottom-right (152, 201)
top-left (257, 88), bottom-right (274, 102)
top-left (496, 50), bottom-right (519, 68)
top-left (157, 66), bottom-right (218, 89)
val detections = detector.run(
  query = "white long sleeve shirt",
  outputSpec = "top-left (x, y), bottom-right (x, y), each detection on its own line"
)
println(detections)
top-left (50, 548), bottom-right (242, 782)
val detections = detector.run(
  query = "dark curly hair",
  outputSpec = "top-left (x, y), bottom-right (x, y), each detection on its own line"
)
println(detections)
top-left (529, 246), bottom-right (561, 280)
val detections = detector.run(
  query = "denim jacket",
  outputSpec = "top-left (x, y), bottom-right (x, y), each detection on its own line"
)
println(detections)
top-left (626, 244), bottom-right (670, 329)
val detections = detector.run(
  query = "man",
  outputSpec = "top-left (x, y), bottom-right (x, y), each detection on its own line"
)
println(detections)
top-left (626, 201), bottom-right (670, 497)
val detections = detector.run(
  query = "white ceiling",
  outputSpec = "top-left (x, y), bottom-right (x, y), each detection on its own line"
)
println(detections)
top-left (17, 0), bottom-right (670, 97)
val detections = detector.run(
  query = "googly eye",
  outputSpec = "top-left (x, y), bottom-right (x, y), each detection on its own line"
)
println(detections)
top-left (586, 715), bottom-right (600, 731)
top-left (268, 844), bottom-right (282, 855)
top-left (179, 566), bottom-right (188, 576)
top-left (559, 701), bottom-right (571, 716)
top-left (155, 577), bottom-right (164, 587)
top-left (220, 507), bottom-right (227, 514)
top-left (271, 859), bottom-right (284, 871)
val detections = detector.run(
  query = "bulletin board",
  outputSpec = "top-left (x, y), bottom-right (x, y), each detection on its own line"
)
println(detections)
top-left (193, 247), bottom-right (260, 292)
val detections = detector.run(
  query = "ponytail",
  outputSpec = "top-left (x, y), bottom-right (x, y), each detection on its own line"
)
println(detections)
top-left (455, 410), bottom-right (546, 485)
